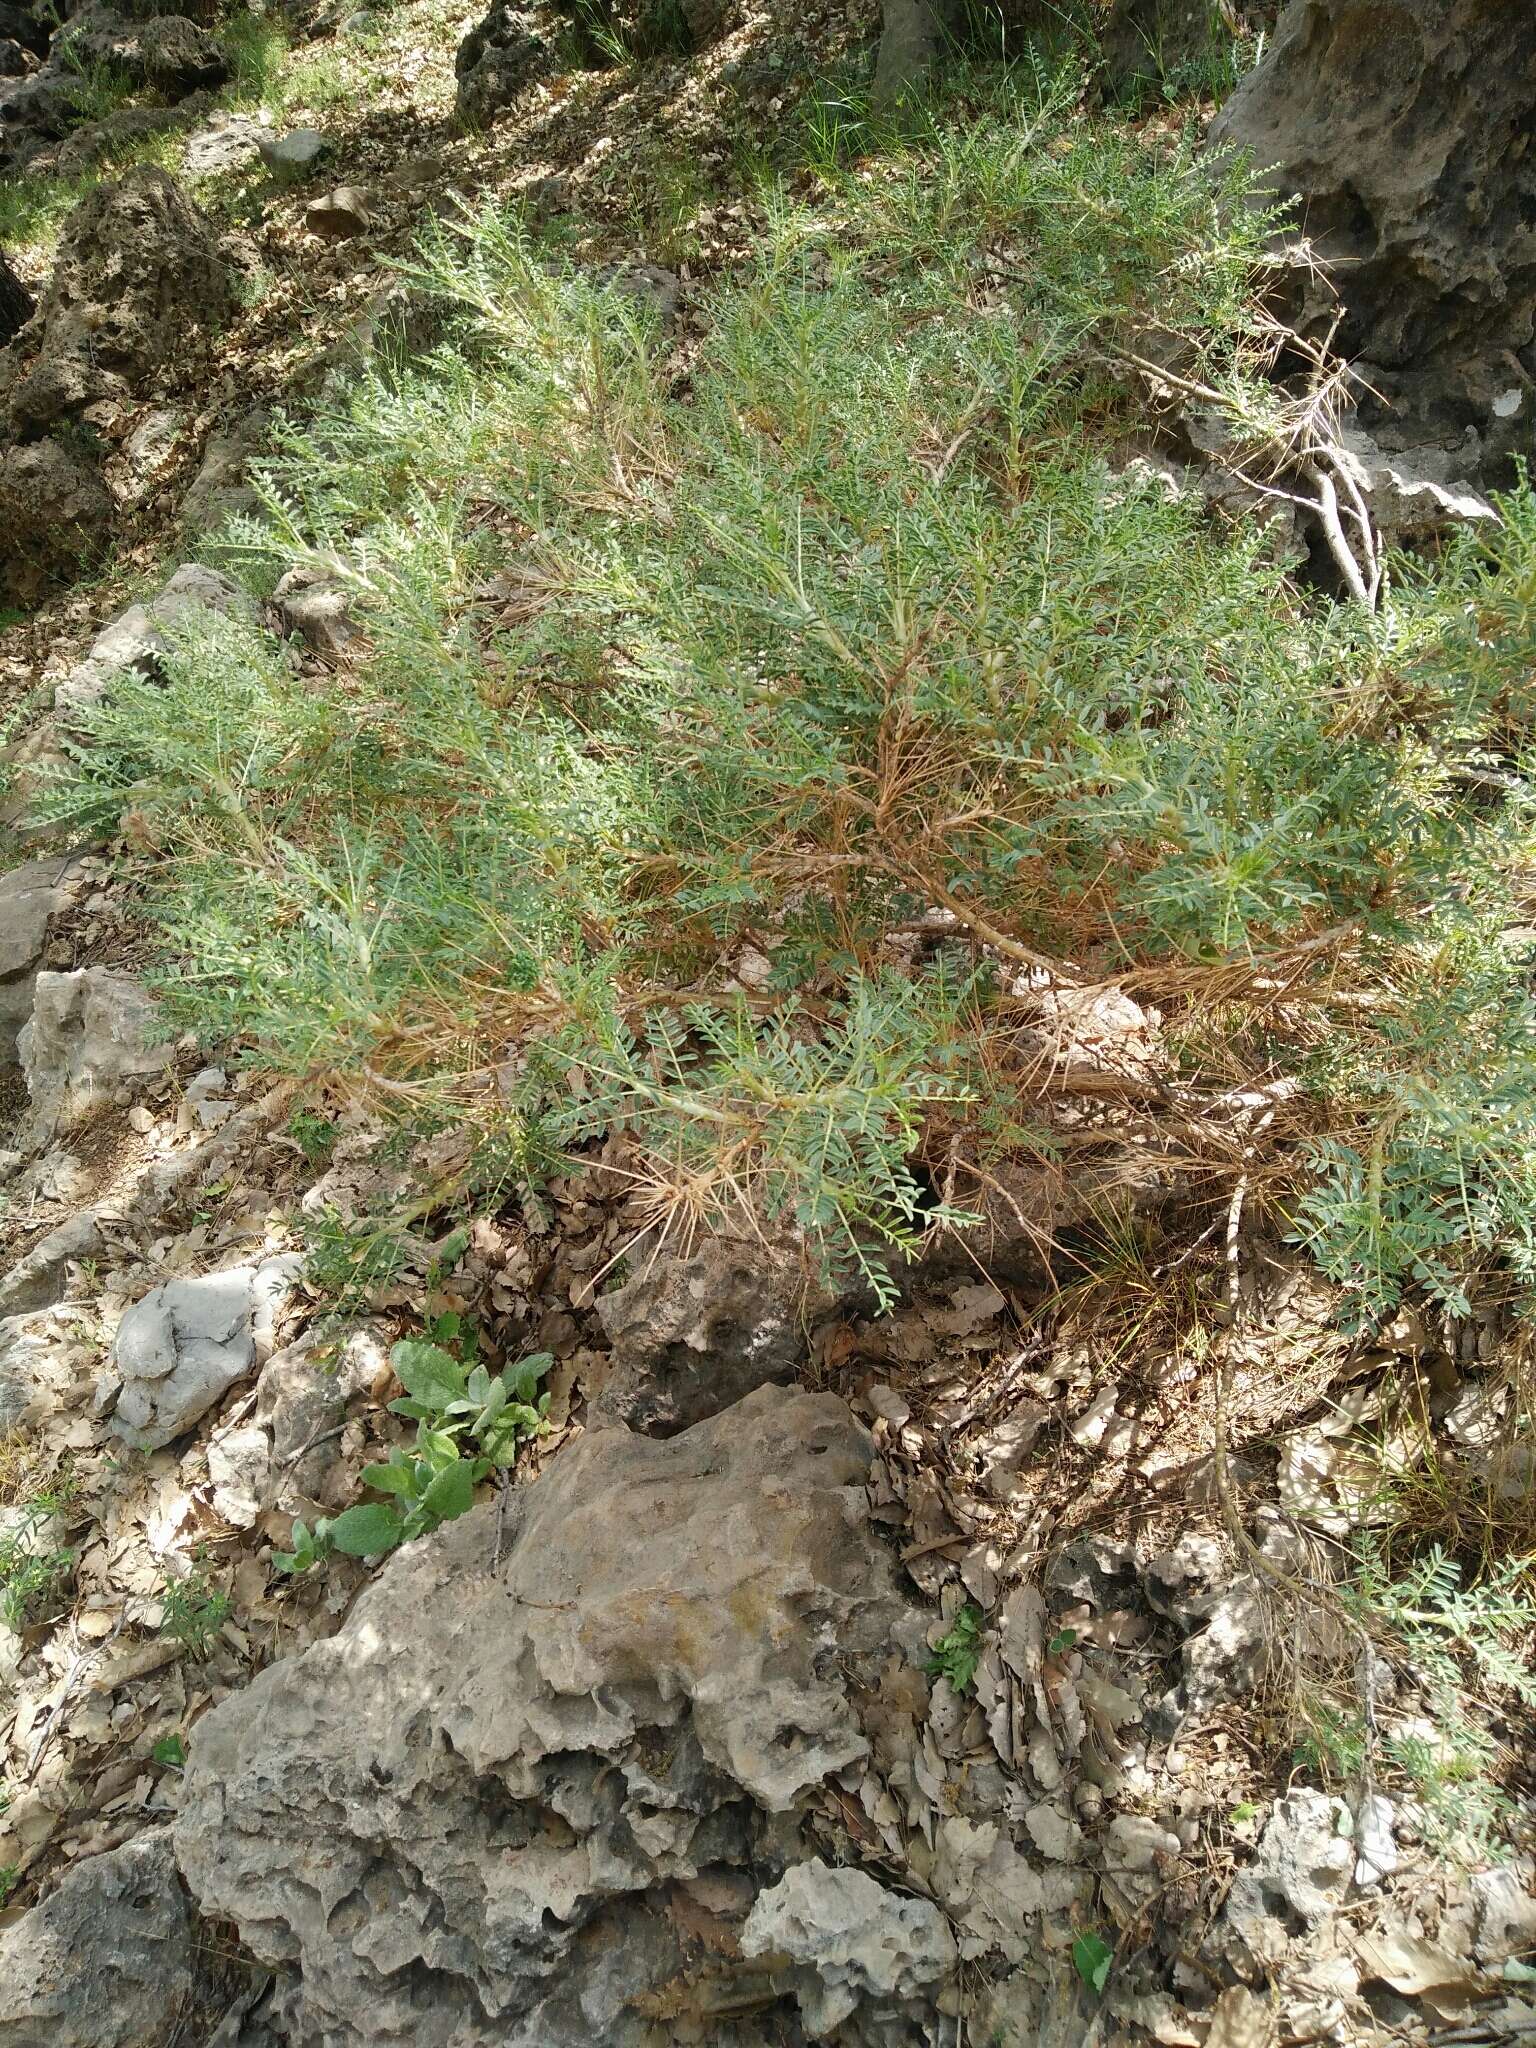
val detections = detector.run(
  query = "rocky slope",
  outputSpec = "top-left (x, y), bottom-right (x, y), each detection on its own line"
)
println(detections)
top-left (0, 4), bottom-right (1534, 2047)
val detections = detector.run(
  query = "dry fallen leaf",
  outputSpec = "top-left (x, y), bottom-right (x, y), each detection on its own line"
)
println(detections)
top-left (1354, 1931), bottom-right (1485, 2009)
top-left (1203, 1985), bottom-right (1277, 2048)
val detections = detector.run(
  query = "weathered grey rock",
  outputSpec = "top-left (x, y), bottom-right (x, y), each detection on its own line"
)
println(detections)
top-left (1146, 1572), bottom-right (1267, 1737)
top-left (0, 67), bottom-right (84, 174)
top-left (1103, 1813), bottom-right (1180, 1875)
top-left (1336, 425), bottom-right (1498, 537)
top-left (454, 3), bottom-right (552, 128)
top-left (595, 257), bottom-right (683, 330)
top-left (1471, 1860), bottom-right (1536, 1965)
top-left (0, 1209), bottom-right (105, 1319)
top-left (0, 856), bottom-right (76, 1064)
top-left (54, 562), bottom-right (253, 717)
top-left (176, 1387), bottom-right (932, 2048)
top-left (305, 184), bottom-right (371, 239)
top-left (1208, 0), bottom-right (1536, 478)
top-left (1140, 1530), bottom-right (1228, 1624)
top-left (224, 1324), bottom-right (387, 1517)
top-left (121, 403), bottom-right (184, 488)
top-left (0, 721), bottom-right (71, 849)
top-left (1352, 1791), bottom-right (1397, 1888)
top-left (256, 126), bottom-right (327, 178)
top-left (0, 1829), bottom-right (194, 2048)
top-left (0, 1310), bottom-right (89, 1429)
top-left (179, 410), bottom-right (269, 531)
top-left (253, 1327), bottom-right (387, 1507)
top-left (182, 109), bottom-right (273, 177)
top-left (1218, 1789), bottom-right (1354, 1965)
top-left (48, 101), bottom-right (190, 180)
top-left (7, 164), bottom-right (233, 433)
top-left (207, 1421), bottom-right (270, 1527)
top-left (740, 1860), bottom-right (956, 2037)
top-left (111, 1255), bottom-right (298, 1449)
top-left (595, 1236), bottom-right (832, 1434)
top-left (272, 561), bottom-right (359, 658)
top-left (18, 968), bottom-right (168, 1142)
top-left (0, 436), bottom-right (112, 602)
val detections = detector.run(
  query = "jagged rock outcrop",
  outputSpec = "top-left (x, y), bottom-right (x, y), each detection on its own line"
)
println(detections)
top-left (741, 1861), bottom-right (956, 2039)
top-left (58, 8), bottom-right (229, 96)
top-left (1208, 0), bottom-right (1536, 476)
top-left (594, 1236), bottom-right (834, 1434)
top-left (0, 855), bottom-right (79, 1066)
top-left (4, 164), bottom-right (234, 431)
top-left (0, 169), bottom-right (235, 601)
top-left (0, 7), bottom-right (227, 173)
top-left (0, 1829), bottom-right (195, 2048)
top-left (17, 968), bottom-right (168, 1143)
top-left (0, 435), bottom-right (113, 600)
top-left (176, 1386), bottom-right (943, 2047)
top-left (453, 3), bottom-right (552, 128)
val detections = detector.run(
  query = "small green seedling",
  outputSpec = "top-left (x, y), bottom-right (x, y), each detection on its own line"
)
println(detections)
top-left (275, 1338), bottom-right (551, 1573)
top-left (287, 1107), bottom-right (338, 1166)
top-left (0, 1497), bottom-right (75, 1632)
top-left (926, 1603), bottom-right (985, 1694)
top-left (159, 1557), bottom-right (230, 1657)
top-left (152, 1733), bottom-right (186, 1769)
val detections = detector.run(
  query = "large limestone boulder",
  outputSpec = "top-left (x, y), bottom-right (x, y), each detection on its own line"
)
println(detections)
top-left (0, 1830), bottom-right (195, 2048)
top-left (176, 1386), bottom-right (943, 2047)
top-left (17, 968), bottom-right (168, 1143)
top-left (1208, 0), bottom-right (1536, 473)
top-left (0, 436), bottom-right (112, 601)
top-left (0, 856), bottom-right (77, 1066)
top-left (5, 164), bottom-right (233, 431)
top-left (453, 3), bottom-right (552, 128)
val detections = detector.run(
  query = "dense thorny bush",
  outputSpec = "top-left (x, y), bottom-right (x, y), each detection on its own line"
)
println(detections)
top-left (38, 70), bottom-right (1536, 1316)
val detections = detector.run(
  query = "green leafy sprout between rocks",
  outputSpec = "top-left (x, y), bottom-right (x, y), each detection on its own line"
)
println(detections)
top-left (275, 1332), bottom-right (551, 1572)
top-left (0, 1492), bottom-right (77, 1633)
top-left (926, 1601), bottom-right (985, 1693)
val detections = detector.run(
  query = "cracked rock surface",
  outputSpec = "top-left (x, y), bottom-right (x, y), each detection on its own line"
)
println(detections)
top-left (0, 1829), bottom-right (194, 2048)
top-left (175, 1385), bottom-right (938, 2048)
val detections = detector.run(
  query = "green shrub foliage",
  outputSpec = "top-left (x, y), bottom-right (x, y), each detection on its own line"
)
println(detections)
top-left (41, 71), bottom-right (1536, 1319)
